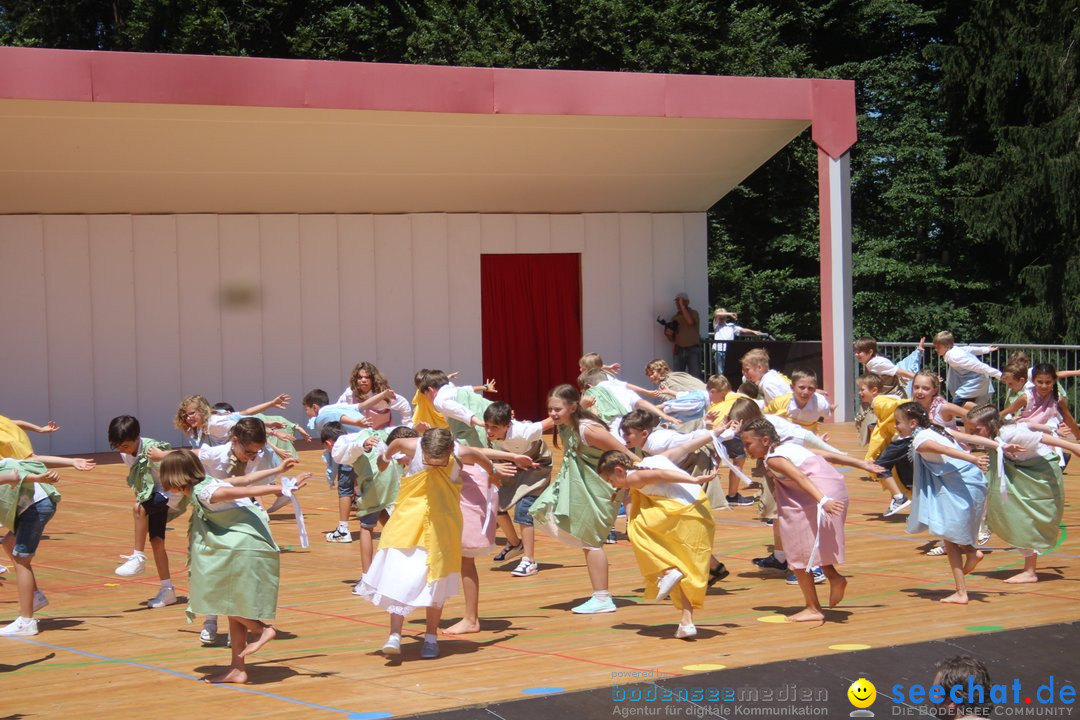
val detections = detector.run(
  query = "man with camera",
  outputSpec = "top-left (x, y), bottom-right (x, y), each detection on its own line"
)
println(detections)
top-left (663, 292), bottom-right (701, 377)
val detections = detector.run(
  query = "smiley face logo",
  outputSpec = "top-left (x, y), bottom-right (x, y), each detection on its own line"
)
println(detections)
top-left (848, 678), bottom-right (877, 708)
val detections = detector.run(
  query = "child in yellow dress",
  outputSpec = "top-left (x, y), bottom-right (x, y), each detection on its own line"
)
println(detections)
top-left (355, 428), bottom-right (493, 660)
top-left (598, 451), bottom-right (715, 639)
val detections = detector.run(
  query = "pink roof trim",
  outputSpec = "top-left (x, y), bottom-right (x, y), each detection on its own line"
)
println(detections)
top-left (0, 47), bottom-right (855, 156)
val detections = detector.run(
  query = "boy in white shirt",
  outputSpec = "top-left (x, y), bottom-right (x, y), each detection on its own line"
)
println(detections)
top-left (740, 348), bottom-right (791, 404)
top-left (933, 331), bottom-right (1001, 406)
top-left (854, 336), bottom-right (925, 397)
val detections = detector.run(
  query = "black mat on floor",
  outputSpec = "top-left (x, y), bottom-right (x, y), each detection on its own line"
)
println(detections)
top-left (410, 622), bottom-right (1078, 719)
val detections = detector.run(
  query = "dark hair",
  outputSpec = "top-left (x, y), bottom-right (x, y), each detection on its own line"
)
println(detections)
top-left (896, 401), bottom-right (951, 439)
top-left (933, 655), bottom-right (992, 712)
top-left (418, 370), bottom-right (450, 393)
top-left (1031, 363), bottom-right (1059, 400)
top-left (853, 337), bottom-right (878, 353)
top-left (727, 396), bottom-right (764, 425)
top-left (386, 426), bottom-right (419, 443)
top-left (320, 420), bottom-right (348, 445)
top-left (737, 380), bottom-right (760, 399)
top-left (108, 415), bottom-right (141, 447)
top-left (420, 427), bottom-right (454, 459)
top-left (620, 409), bottom-right (658, 433)
top-left (547, 384), bottom-right (607, 449)
top-left (230, 417), bottom-right (267, 445)
top-left (349, 361), bottom-right (390, 399)
top-left (483, 401), bottom-right (514, 427)
top-left (211, 402), bottom-right (235, 415)
top-left (597, 450), bottom-right (635, 475)
top-left (740, 417), bottom-right (780, 444)
top-left (303, 388), bottom-right (330, 408)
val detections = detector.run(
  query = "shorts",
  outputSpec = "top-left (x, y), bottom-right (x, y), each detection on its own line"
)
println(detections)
top-left (513, 494), bottom-right (539, 526)
top-left (359, 509), bottom-right (382, 529)
top-left (141, 491), bottom-right (170, 540)
top-left (722, 437), bottom-right (745, 459)
top-left (335, 463), bottom-right (357, 498)
top-left (7, 496), bottom-right (57, 558)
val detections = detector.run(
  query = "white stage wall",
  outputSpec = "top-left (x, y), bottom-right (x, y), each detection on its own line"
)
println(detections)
top-left (0, 212), bottom-right (707, 453)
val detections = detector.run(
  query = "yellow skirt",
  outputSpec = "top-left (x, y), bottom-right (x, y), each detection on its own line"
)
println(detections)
top-left (628, 492), bottom-right (715, 610)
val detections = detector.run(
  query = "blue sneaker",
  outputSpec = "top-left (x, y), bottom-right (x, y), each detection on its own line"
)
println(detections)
top-left (571, 595), bottom-right (617, 614)
top-left (420, 638), bottom-right (439, 659)
top-left (786, 567), bottom-right (826, 585)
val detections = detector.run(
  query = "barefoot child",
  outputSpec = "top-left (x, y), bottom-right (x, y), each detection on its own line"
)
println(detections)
top-left (161, 449), bottom-right (309, 683)
top-left (355, 428), bottom-right (494, 660)
top-left (108, 416), bottom-right (181, 608)
top-left (598, 451), bottom-right (715, 639)
top-left (738, 418), bottom-right (850, 622)
top-left (529, 385), bottom-right (640, 614)
top-left (952, 404), bottom-right (1078, 584)
top-left (896, 402), bottom-right (989, 604)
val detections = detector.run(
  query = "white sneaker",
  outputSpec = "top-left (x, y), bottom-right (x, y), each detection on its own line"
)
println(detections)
top-left (883, 495), bottom-right (911, 517)
top-left (0, 616), bottom-right (38, 636)
top-left (148, 586), bottom-right (177, 608)
top-left (200, 618), bottom-right (218, 645)
top-left (325, 529), bottom-right (353, 543)
top-left (352, 579), bottom-right (366, 596)
top-left (675, 623), bottom-right (697, 639)
top-left (927, 543), bottom-right (946, 556)
top-left (511, 558), bottom-right (539, 577)
top-left (0, 564), bottom-right (7, 575)
top-left (381, 634), bottom-right (401, 656)
top-left (656, 569), bottom-right (684, 602)
top-left (33, 590), bottom-right (48, 612)
top-left (977, 524), bottom-right (991, 546)
top-left (115, 553), bottom-right (146, 577)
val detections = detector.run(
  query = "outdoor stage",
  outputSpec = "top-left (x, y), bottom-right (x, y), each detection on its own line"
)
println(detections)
top-left (2, 423), bottom-right (1077, 718)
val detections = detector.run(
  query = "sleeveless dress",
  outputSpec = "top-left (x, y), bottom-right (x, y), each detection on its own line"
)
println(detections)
top-left (530, 422), bottom-right (622, 549)
top-left (766, 443), bottom-right (848, 569)
top-left (906, 428), bottom-right (987, 546)
top-left (356, 444), bottom-right (463, 614)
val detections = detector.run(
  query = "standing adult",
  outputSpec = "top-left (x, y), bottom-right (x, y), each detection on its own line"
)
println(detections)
top-left (669, 293), bottom-right (701, 378)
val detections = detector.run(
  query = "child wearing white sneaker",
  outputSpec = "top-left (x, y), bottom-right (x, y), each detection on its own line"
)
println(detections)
top-left (529, 385), bottom-right (640, 615)
top-left (598, 452), bottom-right (716, 640)
top-left (355, 429), bottom-right (494, 660)
top-left (482, 402), bottom-right (555, 580)
top-left (161, 449), bottom-right (310, 683)
top-left (0, 459), bottom-right (61, 637)
top-left (108, 416), bottom-right (181, 609)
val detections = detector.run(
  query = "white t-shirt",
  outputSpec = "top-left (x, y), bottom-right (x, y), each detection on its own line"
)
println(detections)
top-left (759, 370), bottom-right (792, 404)
top-left (598, 379), bottom-right (640, 413)
top-left (629, 455), bottom-right (701, 505)
top-left (493, 418), bottom-right (546, 454)
top-left (198, 443), bottom-right (277, 480)
top-left (997, 423), bottom-right (1047, 462)
top-left (765, 442), bottom-right (814, 467)
top-left (783, 393), bottom-right (833, 424)
top-left (642, 427), bottom-right (710, 455)
top-left (912, 427), bottom-right (964, 463)
top-left (864, 355), bottom-right (899, 377)
top-left (712, 322), bottom-right (743, 351)
top-left (434, 383), bottom-right (477, 424)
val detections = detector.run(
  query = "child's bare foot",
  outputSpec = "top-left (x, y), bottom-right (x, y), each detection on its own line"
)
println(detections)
top-left (443, 618), bottom-right (480, 635)
top-left (962, 549), bottom-right (984, 575)
top-left (828, 575), bottom-right (848, 607)
top-left (1003, 570), bottom-right (1039, 584)
top-left (940, 592), bottom-right (969, 604)
top-left (239, 625), bottom-right (276, 658)
top-left (203, 668), bottom-right (248, 684)
top-left (787, 609), bottom-right (825, 623)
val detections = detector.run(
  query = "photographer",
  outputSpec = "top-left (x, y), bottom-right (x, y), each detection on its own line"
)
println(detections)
top-left (667, 293), bottom-right (701, 377)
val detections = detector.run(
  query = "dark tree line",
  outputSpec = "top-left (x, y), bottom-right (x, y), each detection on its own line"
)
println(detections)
top-left (3, 0), bottom-right (1076, 342)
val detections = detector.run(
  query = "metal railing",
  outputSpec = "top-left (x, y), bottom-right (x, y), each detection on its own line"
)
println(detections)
top-left (873, 341), bottom-right (1080, 414)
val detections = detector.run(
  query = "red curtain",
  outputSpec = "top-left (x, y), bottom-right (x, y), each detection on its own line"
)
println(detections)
top-left (481, 253), bottom-right (582, 422)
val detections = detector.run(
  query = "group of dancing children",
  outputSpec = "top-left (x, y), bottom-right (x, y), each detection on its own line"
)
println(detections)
top-left (0, 330), bottom-right (1074, 679)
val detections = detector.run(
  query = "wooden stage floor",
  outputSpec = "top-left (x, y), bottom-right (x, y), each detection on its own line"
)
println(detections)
top-left (3, 423), bottom-right (1078, 718)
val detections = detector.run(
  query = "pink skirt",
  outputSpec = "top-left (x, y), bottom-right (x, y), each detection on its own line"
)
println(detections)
top-left (459, 464), bottom-right (497, 557)
top-left (774, 455), bottom-right (848, 569)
